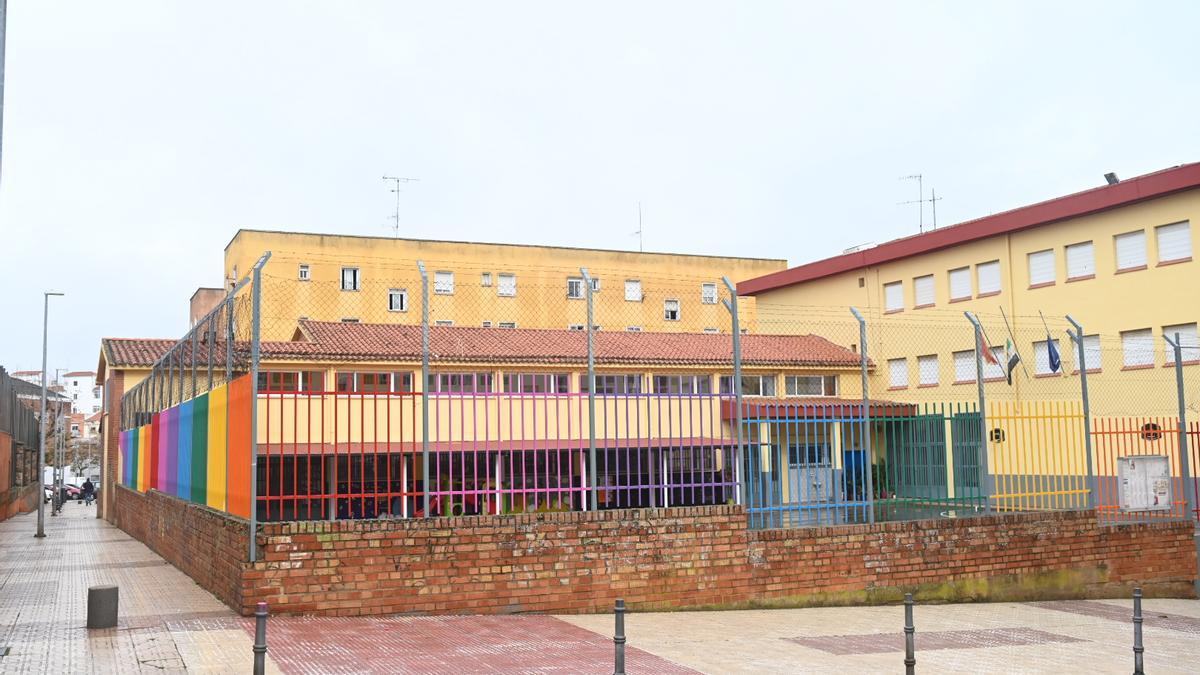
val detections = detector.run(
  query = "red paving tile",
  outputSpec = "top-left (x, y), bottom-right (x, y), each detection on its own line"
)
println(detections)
top-left (242, 614), bottom-right (698, 674)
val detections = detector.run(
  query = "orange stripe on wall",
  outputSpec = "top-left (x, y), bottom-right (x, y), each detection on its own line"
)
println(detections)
top-left (226, 374), bottom-right (253, 519)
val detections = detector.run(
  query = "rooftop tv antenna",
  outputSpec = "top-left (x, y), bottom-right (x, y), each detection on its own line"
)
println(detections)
top-left (898, 175), bottom-right (943, 231)
top-left (382, 175), bottom-right (419, 237)
top-left (631, 202), bottom-right (644, 252)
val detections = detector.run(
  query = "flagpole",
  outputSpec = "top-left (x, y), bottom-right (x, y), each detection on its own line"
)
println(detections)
top-left (998, 307), bottom-right (1031, 379)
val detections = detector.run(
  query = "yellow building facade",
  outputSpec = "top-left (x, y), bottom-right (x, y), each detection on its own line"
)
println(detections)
top-left (740, 163), bottom-right (1200, 418)
top-left (224, 230), bottom-right (787, 341)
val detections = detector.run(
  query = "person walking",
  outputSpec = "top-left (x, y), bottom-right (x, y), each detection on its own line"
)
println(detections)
top-left (81, 479), bottom-right (95, 506)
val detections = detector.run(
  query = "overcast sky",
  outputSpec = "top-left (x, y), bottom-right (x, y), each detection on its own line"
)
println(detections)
top-left (1, 1), bottom-right (1198, 374)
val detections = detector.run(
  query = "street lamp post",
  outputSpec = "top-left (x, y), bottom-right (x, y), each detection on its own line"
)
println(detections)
top-left (36, 291), bottom-right (64, 538)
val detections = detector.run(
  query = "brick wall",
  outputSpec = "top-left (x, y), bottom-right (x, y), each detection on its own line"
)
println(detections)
top-left (111, 485), bottom-right (249, 609)
top-left (240, 506), bottom-right (1197, 617)
top-left (99, 370), bottom-right (123, 521)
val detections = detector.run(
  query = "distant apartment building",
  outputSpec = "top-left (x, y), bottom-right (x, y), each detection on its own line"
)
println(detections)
top-left (61, 371), bottom-right (102, 415)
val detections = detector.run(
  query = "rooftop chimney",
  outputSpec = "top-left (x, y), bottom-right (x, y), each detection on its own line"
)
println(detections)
top-left (1104, 172), bottom-right (1120, 185)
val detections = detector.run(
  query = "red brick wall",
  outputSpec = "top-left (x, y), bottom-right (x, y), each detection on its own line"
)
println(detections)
top-left (111, 485), bottom-right (249, 609)
top-left (99, 370), bottom-right (124, 521)
top-left (240, 507), bottom-right (1197, 617)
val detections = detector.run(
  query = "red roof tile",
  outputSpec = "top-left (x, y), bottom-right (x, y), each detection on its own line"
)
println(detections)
top-left (62, 370), bottom-right (96, 377)
top-left (101, 338), bottom-right (177, 368)
top-left (268, 320), bottom-right (864, 368)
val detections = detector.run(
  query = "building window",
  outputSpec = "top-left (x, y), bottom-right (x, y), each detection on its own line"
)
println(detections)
top-left (497, 273), bottom-right (517, 297)
top-left (498, 321), bottom-right (517, 329)
top-left (335, 371), bottom-right (412, 393)
top-left (590, 278), bottom-right (601, 292)
top-left (701, 282), bottom-right (718, 305)
top-left (434, 320), bottom-right (453, 326)
top-left (258, 370), bottom-right (326, 393)
top-left (983, 346), bottom-right (1005, 380)
top-left (702, 327), bottom-right (719, 334)
top-left (388, 288), bottom-right (408, 312)
top-left (340, 267), bottom-right (360, 291)
top-left (652, 374), bottom-right (713, 395)
top-left (482, 321), bottom-right (493, 328)
top-left (948, 267), bottom-right (971, 301)
top-left (1033, 339), bottom-right (1062, 375)
top-left (663, 299), bottom-right (680, 321)
top-left (568, 324), bottom-right (584, 331)
top-left (1027, 249), bottom-right (1055, 287)
top-left (481, 272), bottom-right (493, 287)
top-left (1065, 241), bottom-right (1094, 280)
top-left (1162, 323), bottom-right (1199, 364)
top-left (884, 281), bottom-right (903, 312)
top-left (434, 271), bottom-right (454, 295)
top-left (427, 372), bottom-right (493, 393)
top-left (1115, 230), bottom-right (1147, 271)
top-left (719, 375), bottom-right (776, 397)
top-left (298, 264), bottom-right (310, 281)
top-left (1156, 221), bottom-right (1192, 264)
top-left (503, 373), bottom-right (569, 393)
top-left (888, 358), bottom-right (908, 389)
top-left (913, 275), bottom-right (934, 308)
top-left (917, 354), bottom-right (939, 386)
top-left (1081, 334), bottom-right (1102, 372)
top-left (624, 279), bottom-right (642, 302)
top-left (953, 350), bottom-right (975, 383)
top-left (977, 261), bottom-right (1001, 295)
top-left (784, 375), bottom-right (837, 397)
top-left (580, 374), bottom-right (642, 394)
top-left (567, 277), bottom-right (585, 299)
top-left (1121, 328), bottom-right (1154, 368)
top-left (340, 317), bottom-right (359, 323)
top-left (626, 326), bottom-right (642, 332)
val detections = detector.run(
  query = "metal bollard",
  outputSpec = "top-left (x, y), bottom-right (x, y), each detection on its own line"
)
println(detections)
top-left (903, 593), bottom-right (916, 675)
top-left (253, 601), bottom-right (269, 675)
top-left (1132, 587), bottom-right (1144, 675)
top-left (613, 598), bottom-right (626, 675)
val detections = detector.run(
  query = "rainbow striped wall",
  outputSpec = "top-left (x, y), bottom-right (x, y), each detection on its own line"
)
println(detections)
top-left (118, 374), bottom-right (253, 518)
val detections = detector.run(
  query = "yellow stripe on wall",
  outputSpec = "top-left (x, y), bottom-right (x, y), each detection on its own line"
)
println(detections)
top-left (207, 383), bottom-right (228, 511)
top-left (138, 424), bottom-right (150, 492)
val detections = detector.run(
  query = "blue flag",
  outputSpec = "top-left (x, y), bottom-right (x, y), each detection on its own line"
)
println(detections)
top-left (1047, 334), bottom-right (1061, 373)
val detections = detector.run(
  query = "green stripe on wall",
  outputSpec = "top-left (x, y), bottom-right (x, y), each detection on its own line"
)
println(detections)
top-left (191, 392), bottom-right (209, 504)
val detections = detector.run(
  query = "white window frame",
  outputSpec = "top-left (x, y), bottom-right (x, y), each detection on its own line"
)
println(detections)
top-left (626, 326), bottom-right (643, 332)
top-left (1121, 328), bottom-right (1154, 368)
top-left (948, 267), bottom-right (972, 301)
top-left (497, 273), bottom-right (516, 297)
top-left (434, 271), bottom-right (455, 295)
top-left (480, 272), bottom-right (492, 287)
top-left (663, 299), bottom-right (680, 321)
top-left (1162, 323), bottom-right (1200, 364)
top-left (784, 375), bottom-right (838, 397)
top-left (1033, 338), bottom-right (1062, 375)
top-left (567, 277), bottom-right (585, 299)
top-left (1156, 221), bottom-right (1192, 265)
top-left (1080, 334), bottom-right (1102, 373)
top-left (953, 350), bottom-right (975, 383)
top-left (434, 319), bottom-right (454, 327)
top-left (1065, 241), bottom-right (1095, 280)
top-left (913, 275), bottom-right (934, 308)
top-left (498, 321), bottom-right (517, 329)
top-left (298, 263), bottom-right (310, 281)
top-left (340, 266), bottom-right (360, 292)
top-left (568, 324), bottom-right (585, 331)
top-left (977, 261), bottom-right (1001, 295)
top-left (719, 374), bottom-right (777, 397)
top-left (888, 358), bottom-right (909, 389)
top-left (590, 278), bottom-right (601, 292)
top-left (387, 288), bottom-right (408, 312)
top-left (482, 321), bottom-right (493, 328)
top-left (884, 281), bottom-right (903, 312)
top-left (624, 279), bottom-right (642, 302)
top-left (917, 354), bottom-right (939, 386)
top-left (702, 327), bottom-right (719, 334)
top-left (1115, 230), bottom-right (1147, 272)
top-left (1027, 249), bottom-right (1056, 287)
top-left (340, 317), bottom-right (359, 323)
top-left (701, 282), bottom-right (718, 305)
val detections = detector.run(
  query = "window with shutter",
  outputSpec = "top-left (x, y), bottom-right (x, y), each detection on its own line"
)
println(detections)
top-left (1027, 249), bottom-right (1055, 287)
top-left (913, 275), bottom-right (934, 307)
top-left (497, 273), bottom-right (516, 297)
top-left (624, 280), bottom-right (642, 301)
top-left (1162, 323), bottom-right (1199, 364)
top-left (884, 282), bottom-right (903, 312)
top-left (1115, 231), bottom-right (1147, 271)
top-left (954, 350), bottom-right (975, 383)
top-left (701, 283), bottom-right (718, 304)
top-left (434, 271), bottom-right (454, 295)
top-left (1082, 334), bottom-right (1102, 372)
top-left (917, 355), bottom-right (939, 386)
top-left (888, 358), bottom-right (908, 388)
top-left (977, 261), bottom-right (1001, 295)
top-left (1121, 328), bottom-right (1154, 368)
top-left (1033, 339), bottom-right (1061, 375)
top-left (1065, 242), bottom-right (1094, 280)
top-left (1156, 221), bottom-right (1192, 264)
top-left (948, 267), bottom-right (971, 301)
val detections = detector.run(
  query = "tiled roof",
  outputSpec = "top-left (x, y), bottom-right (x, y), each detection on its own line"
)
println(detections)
top-left (101, 338), bottom-right (177, 368)
top-left (62, 370), bottom-right (95, 377)
top-left (267, 320), bottom-right (865, 368)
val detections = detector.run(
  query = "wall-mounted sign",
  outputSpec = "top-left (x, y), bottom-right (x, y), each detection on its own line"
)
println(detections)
top-left (1117, 455), bottom-right (1171, 512)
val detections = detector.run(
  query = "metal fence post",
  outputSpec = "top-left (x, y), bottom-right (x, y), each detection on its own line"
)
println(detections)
top-left (581, 268), bottom-right (598, 512)
top-left (207, 317), bottom-right (215, 391)
top-left (1165, 333), bottom-right (1195, 521)
top-left (903, 593), bottom-right (915, 675)
top-left (1132, 587), bottom-right (1144, 675)
top-left (248, 257), bottom-right (264, 562)
top-left (613, 598), bottom-right (626, 675)
top-left (850, 307), bottom-right (875, 524)
top-left (965, 313), bottom-right (992, 513)
top-left (190, 328), bottom-right (198, 400)
top-left (253, 601), bottom-right (269, 675)
top-left (166, 350), bottom-right (174, 408)
top-left (1066, 316), bottom-right (1096, 510)
top-left (721, 278), bottom-right (745, 509)
top-left (417, 261), bottom-right (430, 518)
top-left (225, 295), bottom-right (234, 382)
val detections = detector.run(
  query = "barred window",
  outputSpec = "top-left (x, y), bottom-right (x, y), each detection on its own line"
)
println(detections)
top-left (580, 374), bottom-right (642, 394)
top-left (427, 372), bottom-right (493, 393)
top-left (503, 373), bottom-right (569, 393)
top-left (333, 371), bottom-right (413, 393)
top-left (652, 374), bottom-right (713, 394)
